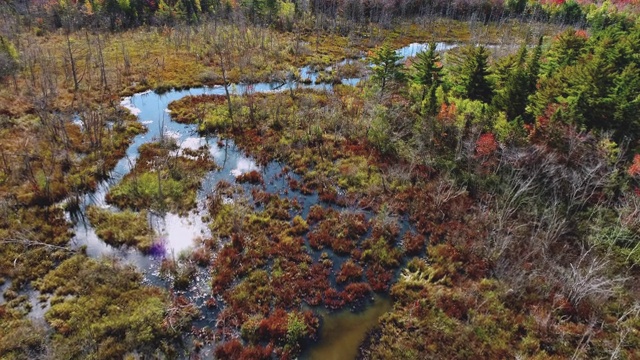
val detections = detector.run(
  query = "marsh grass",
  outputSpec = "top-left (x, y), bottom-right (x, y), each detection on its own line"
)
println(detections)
top-left (0, 14), bottom-right (589, 360)
top-left (86, 206), bottom-right (155, 252)
top-left (106, 140), bottom-right (216, 214)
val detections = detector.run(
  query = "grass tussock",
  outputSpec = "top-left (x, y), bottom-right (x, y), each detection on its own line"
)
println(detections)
top-left (86, 206), bottom-right (155, 253)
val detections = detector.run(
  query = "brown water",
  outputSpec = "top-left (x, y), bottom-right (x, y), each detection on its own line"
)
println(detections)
top-left (306, 296), bottom-right (393, 360)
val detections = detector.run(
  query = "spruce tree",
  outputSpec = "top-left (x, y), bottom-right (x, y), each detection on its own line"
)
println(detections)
top-left (492, 40), bottom-right (542, 123)
top-left (371, 44), bottom-right (405, 97)
top-left (411, 42), bottom-right (443, 102)
top-left (450, 46), bottom-right (493, 104)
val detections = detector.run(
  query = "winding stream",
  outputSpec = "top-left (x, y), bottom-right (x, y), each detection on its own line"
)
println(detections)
top-left (72, 42), bottom-right (459, 267)
top-left (13, 41), bottom-right (464, 357)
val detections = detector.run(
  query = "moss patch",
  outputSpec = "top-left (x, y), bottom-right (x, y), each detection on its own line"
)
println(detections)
top-left (86, 206), bottom-right (154, 253)
top-left (106, 140), bottom-right (216, 214)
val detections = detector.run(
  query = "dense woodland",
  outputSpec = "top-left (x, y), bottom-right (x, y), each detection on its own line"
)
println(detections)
top-left (1, 0), bottom-right (640, 359)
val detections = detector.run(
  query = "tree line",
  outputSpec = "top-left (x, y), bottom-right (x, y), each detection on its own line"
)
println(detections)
top-left (1, 0), bottom-right (633, 33)
top-left (369, 10), bottom-right (640, 149)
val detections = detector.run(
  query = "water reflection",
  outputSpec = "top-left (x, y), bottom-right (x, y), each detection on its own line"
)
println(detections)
top-left (230, 157), bottom-right (259, 177)
top-left (59, 40), bottom-right (466, 353)
top-left (149, 212), bottom-right (208, 255)
top-left (395, 42), bottom-right (458, 58)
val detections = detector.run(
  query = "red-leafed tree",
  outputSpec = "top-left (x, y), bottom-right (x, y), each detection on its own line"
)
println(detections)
top-left (629, 154), bottom-right (640, 178)
top-left (475, 132), bottom-right (498, 158)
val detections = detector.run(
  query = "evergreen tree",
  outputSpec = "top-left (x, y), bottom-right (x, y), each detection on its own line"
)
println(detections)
top-left (412, 42), bottom-right (443, 102)
top-left (450, 46), bottom-right (493, 104)
top-left (541, 29), bottom-right (587, 77)
top-left (527, 37), bottom-right (544, 93)
top-left (411, 42), bottom-right (443, 115)
top-left (492, 39), bottom-right (542, 123)
top-left (529, 22), bottom-right (640, 142)
top-left (371, 44), bottom-right (405, 97)
top-left (610, 63), bottom-right (640, 140)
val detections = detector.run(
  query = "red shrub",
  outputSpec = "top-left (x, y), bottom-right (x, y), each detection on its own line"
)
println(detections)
top-left (574, 29), bottom-right (588, 39)
top-left (371, 220), bottom-right (400, 241)
top-left (307, 205), bottom-right (326, 223)
top-left (340, 212), bottom-right (368, 238)
top-left (288, 178), bottom-right (299, 190)
top-left (272, 280), bottom-right (300, 308)
top-left (475, 133), bottom-right (498, 158)
top-left (350, 248), bottom-right (363, 261)
top-left (403, 232), bottom-right (426, 256)
top-left (305, 292), bottom-right (323, 306)
top-left (215, 339), bottom-right (243, 358)
top-left (337, 260), bottom-right (364, 284)
top-left (300, 184), bottom-right (314, 195)
top-left (324, 288), bottom-right (345, 310)
top-left (331, 236), bottom-right (355, 255)
top-left (307, 230), bottom-right (331, 250)
top-left (251, 188), bottom-right (272, 205)
top-left (212, 267), bottom-right (235, 293)
top-left (302, 310), bottom-right (319, 338)
top-left (303, 263), bottom-right (330, 305)
top-left (341, 282), bottom-right (372, 304)
top-left (258, 309), bottom-right (289, 341)
top-left (240, 345), bottom-right (273, 360)
top-left (319, 188), bottom-right (338, 203)
top-left (236, 170), bottom-right (264, 184)
top-left (435, 290), bottom-right (471, 321)
top-left (629, 154), bottom-right (640, 177)
top-left (437, 102), bottom-right (457, 125)
top-left (366, 264), bottom-right (394, 292)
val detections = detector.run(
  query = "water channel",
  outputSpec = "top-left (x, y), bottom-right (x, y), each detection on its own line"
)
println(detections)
top-left (9, 41), bottom-right (468, 358)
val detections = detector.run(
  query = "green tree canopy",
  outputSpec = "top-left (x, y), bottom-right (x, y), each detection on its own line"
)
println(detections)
top-left (371, 44), bottom-right (405, 97)
top-left (411, 42), bottom-right (443, 115)
top-left (449, 45), bottom-right (493, 104)
top-left (529, 20), bottom-right (640, 143)
top-left (492, 39), bottom-right (542, 122)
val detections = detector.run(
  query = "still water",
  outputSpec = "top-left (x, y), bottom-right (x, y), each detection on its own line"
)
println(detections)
top-left (306, 296), bottom-right (393, 360)
top-left (66, 41), bottom-right (455, 358)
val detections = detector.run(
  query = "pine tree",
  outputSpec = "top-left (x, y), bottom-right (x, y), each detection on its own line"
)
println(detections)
top-left (541, 29), bottom-right (587, 77)
top-left (450, 46), bottom-right (493, 104)
top-left (411, 42), bottom-right (443, 103)
top-left (492, 40), bottom-right (542, 123)
top-left (527, 37), bottom-right (544, 94)
top-left (371, 44), bottom-right (405, 98)
top-left (610, 63), bottom-right (640, 140)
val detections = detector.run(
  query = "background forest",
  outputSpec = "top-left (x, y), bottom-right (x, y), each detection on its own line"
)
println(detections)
top-left (1, 0), bottom-right (640, 359)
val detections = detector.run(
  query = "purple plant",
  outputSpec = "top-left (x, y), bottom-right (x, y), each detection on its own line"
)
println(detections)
top-left (149, 239), bottom-right (167, 257)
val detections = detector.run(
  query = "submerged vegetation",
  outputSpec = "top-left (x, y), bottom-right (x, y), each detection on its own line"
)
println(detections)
top-left (1, 0), bottom-right (640, 358)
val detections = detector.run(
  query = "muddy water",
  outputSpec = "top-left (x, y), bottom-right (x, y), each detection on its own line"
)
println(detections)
top-left (305, 296), bottom-right (393, 360)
